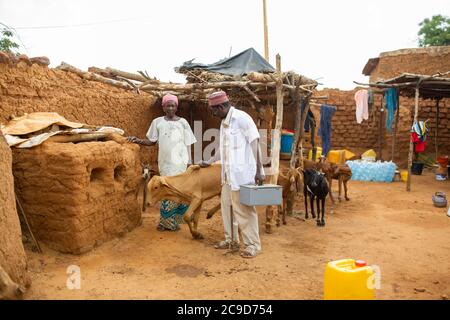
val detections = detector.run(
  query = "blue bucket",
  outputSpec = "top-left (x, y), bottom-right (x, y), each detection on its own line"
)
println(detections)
top-left (280, 131), bottom-right (294, 154)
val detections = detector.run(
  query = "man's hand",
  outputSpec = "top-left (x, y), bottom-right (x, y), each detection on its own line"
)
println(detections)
top-left (255, 171), bottom-right (265, 186)
top-left (127, 136), bottom-right (140, 144)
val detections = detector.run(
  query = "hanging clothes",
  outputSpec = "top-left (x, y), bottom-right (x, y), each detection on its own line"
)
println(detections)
top-left (385, 88), bottom-right (398, 133)
top-left (318, 104), bottom-right (337, 156)
top-left (411, 120), bottom-right (428, 153)
top-left (301, 99), bottom-right (315, 132)
top-left (367, 89), bottom-right (374, 112)
top-left (354, 89), bottom-right (369, 124)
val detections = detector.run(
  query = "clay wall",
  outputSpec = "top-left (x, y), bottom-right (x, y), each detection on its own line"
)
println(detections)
top-left (369, 46), bottom-right (450, 82)
top-left (12, 140), bottom-right (142, 254)
top-left (0, 135), bottom-right (30, 287)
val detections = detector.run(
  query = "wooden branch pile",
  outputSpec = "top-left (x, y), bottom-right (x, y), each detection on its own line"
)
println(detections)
top-left (56, 62), bottom-right (318, 104)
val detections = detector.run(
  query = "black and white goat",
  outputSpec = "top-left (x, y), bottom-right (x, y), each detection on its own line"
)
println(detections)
top-left (303, 168), bottom-right (329, 226)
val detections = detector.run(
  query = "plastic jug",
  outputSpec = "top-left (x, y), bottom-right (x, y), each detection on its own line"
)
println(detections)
top-left (400, 170), bottom-right (408, 182)
top-left (308, 147), bottom-right (322, 162)
top-left (324, 259), bottom-right (375, 300)
top-left (361, 149), bottom-right (377, 162)
top-left (327, 150), bottom-right (346, 164)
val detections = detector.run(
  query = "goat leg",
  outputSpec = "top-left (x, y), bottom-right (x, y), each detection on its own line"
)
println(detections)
top-left (316, 197), bottom-right (321, 226)
top-left (344, 179), bottom-right (350, 201)
top-left (321, 197), bottom-right (326, 226)
top-left (328, 177), bottom-right (335, 204)
top-left (338, 175), bottom-right (342, 202)
top-left (304, 186), bottom-right (309, 220)
top-left (310, 194), bottom-right (316, 219)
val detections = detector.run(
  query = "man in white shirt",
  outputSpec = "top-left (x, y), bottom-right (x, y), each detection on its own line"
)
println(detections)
top-left (200, 91), bottom-right (265, 258)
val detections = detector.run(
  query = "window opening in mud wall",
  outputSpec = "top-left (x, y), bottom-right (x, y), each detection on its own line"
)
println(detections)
top-left (90, 167), bottom-right (108, 182)
top-left (114, 165), bottom-right (126, 182)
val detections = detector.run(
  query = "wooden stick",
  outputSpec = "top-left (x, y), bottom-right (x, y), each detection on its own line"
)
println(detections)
top-left (290, 93), bottom-right (302, 169)
top-left (435, 99), bottom-right (440, 159)
top-left (353, 81), bottom-right (419, 88)
top-left (15, 193), bottom-right (42, 253)
top-left (263, 0), bottom-right (269, 62)
top-left (138, 70), bottom-right (151, 80)
top-left (105, 67), bottom-right (148, 82)
top-left (57, 62), bottom-right (133, 91)
top-left (243, 85), bottom-right (261, 102)
top-left (378, 99), bottom-right (384, 160)
top-left (407, 85), bottom-right (421, 191)
top-left (265, 54), bottom-right (283, 234)
top-left (140, 80), bottom-right (302, 92)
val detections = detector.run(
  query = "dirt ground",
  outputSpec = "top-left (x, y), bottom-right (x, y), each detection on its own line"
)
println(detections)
top-left (23, 170), bottom-right (450, 300)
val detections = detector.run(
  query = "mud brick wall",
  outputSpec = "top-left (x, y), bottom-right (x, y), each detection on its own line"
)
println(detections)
top-left (0, 59), bottom-right (160, 163)
top-left (0, 135), bottom-right (30, 287)
top-left (316, 88), bottom-right (380, 150)
top-left (369, 46), bottom-right (450, 82)
top-left (315, 88), bottom-right (449, 166)
top-left (12, 140), bottom-right (142, 254)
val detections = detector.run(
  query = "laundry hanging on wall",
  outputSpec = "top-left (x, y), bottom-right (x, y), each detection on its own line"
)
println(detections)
top-left (385, 88), bottom-right (398, 133)
top-left (411, 120), bottom-right (429, 153)
top-left (318, 104), bottom-right (337, 157)
top-left (354, 89), bottom-right (369, 124)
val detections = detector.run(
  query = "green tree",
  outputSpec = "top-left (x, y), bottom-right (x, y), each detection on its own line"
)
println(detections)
top-left (418, 15), bottom-right (450, 47)
top-left (0, 27), bottom-right (20, 54)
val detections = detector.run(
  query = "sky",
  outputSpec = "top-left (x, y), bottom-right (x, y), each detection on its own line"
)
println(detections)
top-left (0, 0), bottom-right (449, 89)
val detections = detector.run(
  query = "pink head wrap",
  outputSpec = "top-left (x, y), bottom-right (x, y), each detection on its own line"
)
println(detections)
top-left (208, 91), bottom-right (229, 107)
top-left (162, 94), bottom-right (178, 107)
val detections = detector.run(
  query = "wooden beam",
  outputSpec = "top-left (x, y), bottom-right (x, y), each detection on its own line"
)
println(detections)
top-left (289, 93), bottom-right (302, 169)
top-left (263, 0), bottom-right (269, 62)
top-left (265, 53), bottom-right (283, 234)
top-left (57, 62), bottom-right (133, 91)
top-left (435, 98), bottom-right (440, 159)
top-left (407, 85), bottom-right (421, 191)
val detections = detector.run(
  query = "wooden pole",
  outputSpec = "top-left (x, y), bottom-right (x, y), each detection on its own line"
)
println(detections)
top-left (407, 85), bottom-right (421, 191)
top-left (262, 0), bottom-right (269, 62)
top-left (391, 92), bottom-right (400, 161)
top-left (265, 53), bottom-right (283, 233)
top-left (378, 98), bottom-right (384, 160)
top-left (435, 99), bottom-right (440, 159)
top-left (290, 93), bottom-right (302, 169)
top-left (271, 53), bottom-right (283, 180)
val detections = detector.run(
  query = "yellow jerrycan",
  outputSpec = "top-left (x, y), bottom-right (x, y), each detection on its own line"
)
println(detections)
top-left (324, 259), bottom-right (375, 300)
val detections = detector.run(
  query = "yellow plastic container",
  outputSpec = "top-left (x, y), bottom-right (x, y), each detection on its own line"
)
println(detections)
top-left (327, 150), bottom-right (345, 164)
top-left (400, 170), bottom-right (408, 182)
top-left (328, 149), bottom-right (356, 164)
top-left (324, 259), bottom-right (375, 300)
top-left (308, 147), bottom-right (322, 162)
top-left (361, 149), bottom-right (377, 162)
top-left (343, 149), bottom-right (356, 160)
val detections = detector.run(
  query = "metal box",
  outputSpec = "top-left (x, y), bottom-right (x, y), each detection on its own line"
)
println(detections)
top-left (239, 184), bottom-right (282, 206)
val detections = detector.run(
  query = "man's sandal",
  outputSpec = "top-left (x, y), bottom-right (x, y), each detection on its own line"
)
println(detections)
top-left (240, 247), bottom-right (258, 258)
top-left (214, 240), bottom-right (231, 249)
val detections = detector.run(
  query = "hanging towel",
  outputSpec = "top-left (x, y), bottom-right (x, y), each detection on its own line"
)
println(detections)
top-left (385, 88), bottom-right (398, 133)
top-left (354, 89), bottom-right (369, 124)
top-left (318, 104), bottom-right (337, 157)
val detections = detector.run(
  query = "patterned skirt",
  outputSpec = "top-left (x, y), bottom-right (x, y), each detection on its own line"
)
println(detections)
top-left (159, 199), bottom-right (188, 230)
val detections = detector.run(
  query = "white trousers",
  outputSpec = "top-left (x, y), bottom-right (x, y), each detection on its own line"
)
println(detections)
top-left (220, 184), bottom-right (262, 251)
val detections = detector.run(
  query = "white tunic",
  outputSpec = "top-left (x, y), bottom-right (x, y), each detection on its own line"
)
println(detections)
top-left (220, 107), bottom-right (262, 191)
top-left (146, 117), bottom-right (197, 177)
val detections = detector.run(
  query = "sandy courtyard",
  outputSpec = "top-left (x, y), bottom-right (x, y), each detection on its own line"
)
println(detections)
top-left (23, 171), bottom-right (450, 300)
